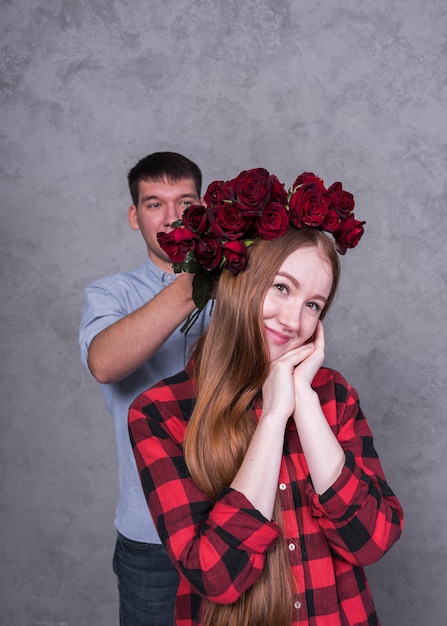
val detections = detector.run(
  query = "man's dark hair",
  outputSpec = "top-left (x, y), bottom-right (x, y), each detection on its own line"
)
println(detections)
top-left (127, 152), bottom-right (202, 206)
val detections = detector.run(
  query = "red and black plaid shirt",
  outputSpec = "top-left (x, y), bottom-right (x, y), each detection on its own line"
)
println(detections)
top-left (129, 361), bottom-right (403, 626)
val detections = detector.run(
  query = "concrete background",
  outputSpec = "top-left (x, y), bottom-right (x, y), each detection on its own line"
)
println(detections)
top-left (1, 1), bottom-right (445, 624)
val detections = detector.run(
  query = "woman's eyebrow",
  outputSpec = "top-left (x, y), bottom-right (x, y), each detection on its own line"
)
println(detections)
top-left (276, 271), bottom-right (328, 302)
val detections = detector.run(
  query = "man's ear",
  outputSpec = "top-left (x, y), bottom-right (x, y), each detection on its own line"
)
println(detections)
top-left (128, 204), bottom-right (140, 231)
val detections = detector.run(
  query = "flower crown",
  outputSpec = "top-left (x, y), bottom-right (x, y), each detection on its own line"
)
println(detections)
top-left (157, 168), bottom-right (365, 332)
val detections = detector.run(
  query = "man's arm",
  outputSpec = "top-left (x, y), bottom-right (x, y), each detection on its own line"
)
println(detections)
top-left (87, 272), bottom-right (196, 384)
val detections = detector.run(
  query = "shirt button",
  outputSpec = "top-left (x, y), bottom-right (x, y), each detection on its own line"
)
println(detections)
top-left (288, 542), bottom-right (296, 551)
top-left (279, 483), bottom-right (287, 491)
top-left (294, 600), bottom-right (302, 609)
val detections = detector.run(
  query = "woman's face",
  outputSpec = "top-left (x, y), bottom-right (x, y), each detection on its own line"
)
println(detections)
top-left (262, 246), bottom-right (333, 362)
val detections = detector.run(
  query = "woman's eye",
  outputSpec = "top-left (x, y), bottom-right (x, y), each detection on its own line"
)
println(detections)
top-left (274, 283), bottom-right (288, 294)
top-left (307, 302), bottom-right (321, 312)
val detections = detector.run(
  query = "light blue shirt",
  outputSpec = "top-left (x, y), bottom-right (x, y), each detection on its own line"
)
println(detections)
top-left (79, 257), bottom-right (211, 542)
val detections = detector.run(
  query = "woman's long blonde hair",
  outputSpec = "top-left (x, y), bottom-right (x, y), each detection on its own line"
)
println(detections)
top-left (184, 228), bottom-right (340, 626)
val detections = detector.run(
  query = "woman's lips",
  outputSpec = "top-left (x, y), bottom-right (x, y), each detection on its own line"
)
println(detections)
top-left (264, 326), bottom-right (292, 345)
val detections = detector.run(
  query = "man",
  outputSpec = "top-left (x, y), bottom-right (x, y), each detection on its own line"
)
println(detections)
top-left (79, 152), bottom-right (212, 625)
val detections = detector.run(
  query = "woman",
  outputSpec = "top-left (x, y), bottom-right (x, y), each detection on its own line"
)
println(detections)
top-left (129, 168), bottom-right (403, 626)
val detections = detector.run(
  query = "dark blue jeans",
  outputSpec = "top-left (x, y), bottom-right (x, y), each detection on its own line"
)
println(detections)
top-left (113, 532), bottom-right (179, 626)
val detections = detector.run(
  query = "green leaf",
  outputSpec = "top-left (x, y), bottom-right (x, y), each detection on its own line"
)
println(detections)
top-left (182, 251), bottom-right (202, 274)
top-left (192, 270), bottom-right (213, 310)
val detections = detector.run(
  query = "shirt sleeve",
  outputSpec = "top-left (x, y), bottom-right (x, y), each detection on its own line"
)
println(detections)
top-left (78, 280), bottom-right (127, 370)
top-left (129, 384), bottom-right (280, 604)
top-left (306, 370), bottom-right (404, 566)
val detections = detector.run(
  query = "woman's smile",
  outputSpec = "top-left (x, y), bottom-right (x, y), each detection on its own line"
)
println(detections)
top-left (264, 326), bottom-right (293, 345)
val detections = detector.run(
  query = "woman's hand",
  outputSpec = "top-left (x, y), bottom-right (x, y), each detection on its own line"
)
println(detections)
top-left (291, 321), bottom-right (345, 493)
top-left (236, 332), bottom-right (320, 518)
top-left (262, 339), bottom-right (318, 425)
top-left (292, 321), bottom-right (325, 390)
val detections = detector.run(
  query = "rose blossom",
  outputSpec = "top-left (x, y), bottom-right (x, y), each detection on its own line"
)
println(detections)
top-left (222, 240), bottom-right (249, 273)
top-left (218, 179), bottom-right (237, 202)
top-left (334, 215), bottom-right (365, 254)
top-left (322, 209), bottom-right (341, 233)
top-left (210, 203), bottom-right (253, 240)
top-left (254, 202), bottom-right (290, 240)
top-left (194, 233), bottom-right (223, 270)
top-left (269, 174), bottom-right (288, 205)
top-left (325, 181), bottom-right (355, 216)
top-left (292, 172), bottom-right (325, 191)
top-left (157, 228), bottom-right (196, 263)
top-left (289, 183), bottom-right (329, 228)
top-left (182, 204), bottom-right (209, 235)
top-left (203, 180), bottom-right (224, 207)
top-left (228, 168), bottom-right (271, 216)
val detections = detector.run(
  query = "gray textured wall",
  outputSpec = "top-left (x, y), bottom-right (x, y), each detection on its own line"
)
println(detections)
top-left (1, 1), bottom-right (445, 624)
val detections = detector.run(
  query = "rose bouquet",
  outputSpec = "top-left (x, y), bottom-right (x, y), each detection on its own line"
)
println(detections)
top-left (157, 167), bottom-right (365, 332)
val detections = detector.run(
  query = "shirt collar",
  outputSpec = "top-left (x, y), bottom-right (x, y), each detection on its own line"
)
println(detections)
top-left (144, 256), bottom-right (177, 286)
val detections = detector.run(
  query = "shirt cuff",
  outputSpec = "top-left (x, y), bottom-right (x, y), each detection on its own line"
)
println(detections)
top-left (209, 487), bottom-right (280, 553)
top-left (307, 451), bottom-right (370, 521)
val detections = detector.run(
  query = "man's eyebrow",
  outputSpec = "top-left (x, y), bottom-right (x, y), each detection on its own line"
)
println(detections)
top-left (276, 271), bottom-right (328, 302)
top-left (140, 193), bottom-right (198, 202)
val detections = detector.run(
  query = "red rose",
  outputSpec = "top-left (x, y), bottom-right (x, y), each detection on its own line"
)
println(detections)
top-left (218, 179), bottom-right (236, 202)
top-left (194, 233), bottom-right (223, 270)
top-left (325, 181), bottom-right (355, 216)
top-left (157, 228), bottom-right (196, 263)
top-left (292, 172), bottom-right (325, 191)
top-left (289, 183), bottom-right (329, 228)
top-left (269, 174), bottom-right (288, 205)
top-left (228, 168), bottom-right (271, 216)
top-left (182, 204), bottom-right (209, 235)
top-left (333, 215), bottom-right (365, 254)
top-left (322, 209), bottom-right (341, 233)
top-left (210, 203), bottom-right (252, 240)
top-left (254, 202), bottom-right (290, 240)
top-left (222, 240), bottom-right (249, 273)
top-left (203, 180), bottom-right (224, 207)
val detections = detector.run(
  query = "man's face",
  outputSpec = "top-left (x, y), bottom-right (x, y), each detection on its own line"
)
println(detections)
top-left (128, 177), bottom-right (200, 271)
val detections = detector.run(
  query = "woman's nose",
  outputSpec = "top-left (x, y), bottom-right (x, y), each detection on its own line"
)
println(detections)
top-left (279, 302), bottom-right (301, 331)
